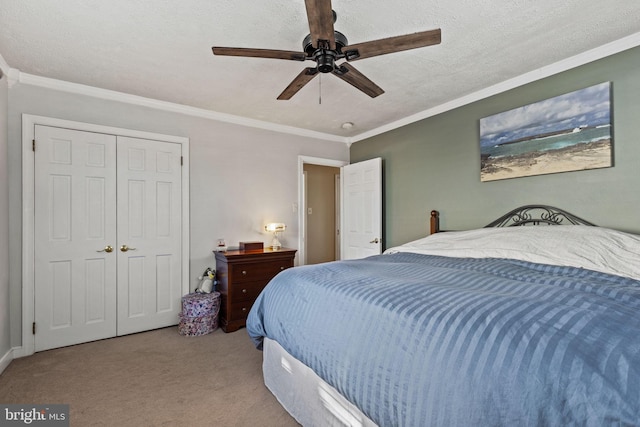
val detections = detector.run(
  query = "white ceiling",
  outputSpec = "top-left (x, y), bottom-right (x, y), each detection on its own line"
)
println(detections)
top-left (1, 0), bottom-right (639, 141)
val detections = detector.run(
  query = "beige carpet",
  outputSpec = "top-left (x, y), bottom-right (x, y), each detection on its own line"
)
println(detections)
top-left (0, 327), bottom-right (300, 426)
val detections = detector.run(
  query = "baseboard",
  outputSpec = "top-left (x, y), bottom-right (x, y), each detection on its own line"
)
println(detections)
top-left (0, 347), bottom-right (14, 375)
top-left (11, 345), bottom-right (27, 359)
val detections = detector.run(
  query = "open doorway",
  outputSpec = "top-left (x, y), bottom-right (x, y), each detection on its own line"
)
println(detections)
top-left (304, 164), bottom-right (340, 264)
top-left (298, 156), bottom-right (348, 266)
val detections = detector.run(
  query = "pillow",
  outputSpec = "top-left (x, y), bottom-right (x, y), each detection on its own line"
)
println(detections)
top-left (385, 225), bottom-right (640, 280)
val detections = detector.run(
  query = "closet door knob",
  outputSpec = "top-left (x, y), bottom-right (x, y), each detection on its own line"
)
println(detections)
top-left (120, 245), bottom-right (137, 252)
top-left (97, 245), bottom-right (114, 253)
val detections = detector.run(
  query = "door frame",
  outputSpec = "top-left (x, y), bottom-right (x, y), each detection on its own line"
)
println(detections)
top-left (21, 114), bottom-right (190, 356)
top-left (297, 156), bottom-right (348, 266)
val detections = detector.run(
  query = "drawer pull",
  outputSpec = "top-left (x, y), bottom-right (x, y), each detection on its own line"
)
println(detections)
top-left (280, 266), bottom-right (285, 270)
top-left (242, 307), bottom-right (247, 312)
top-left (242, 270), bottom-right (247, 275)
top-left (242, 288), bottom-right (247, 294)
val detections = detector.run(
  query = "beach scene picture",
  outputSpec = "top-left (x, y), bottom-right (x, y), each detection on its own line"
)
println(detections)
top-left (479, 82), bottom-right (612, 182)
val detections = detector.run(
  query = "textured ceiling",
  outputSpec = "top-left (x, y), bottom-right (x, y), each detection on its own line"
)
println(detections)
top-left (1, 0), bottom-right (639, 140)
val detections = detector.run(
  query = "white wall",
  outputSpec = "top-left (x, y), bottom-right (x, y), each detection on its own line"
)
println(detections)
top-left (0, 63), bottom-right (11, 368)
top-left (7, 80), bottom-right (349, 349)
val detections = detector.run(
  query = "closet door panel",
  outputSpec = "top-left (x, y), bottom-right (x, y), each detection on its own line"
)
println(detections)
top-left (34, 125), bottom-right (117, 351)
top-left (116, 136), bottom-right (182, 335)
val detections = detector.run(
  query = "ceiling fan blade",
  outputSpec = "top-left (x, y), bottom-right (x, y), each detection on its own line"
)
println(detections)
top-left (212, 47), bottom-right (307, 61)
top-left (304, 0), bottom-right (336, 50)
top-left (277, 67), bottom-right (320, 100)
top-left (343, 28), bottom-right (441, 61)
top-left (332, 63), bottom-right (384, 98)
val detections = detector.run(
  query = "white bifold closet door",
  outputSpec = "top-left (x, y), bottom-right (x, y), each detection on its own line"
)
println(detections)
top-left (34, 125), bottom-right (182, 351)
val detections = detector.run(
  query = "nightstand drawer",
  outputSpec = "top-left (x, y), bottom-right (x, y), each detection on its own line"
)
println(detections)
top-left (234, 281), bottom-right (266, 301)
top-left (230, 261), bottom-right (292, 284)
top-left (229, 300), bottom-right (254, 321)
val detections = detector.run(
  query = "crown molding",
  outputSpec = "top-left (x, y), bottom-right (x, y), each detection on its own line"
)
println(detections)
top-left (7, 69), bottom-right (20, 88)
top-left (12, 71), bottom-right (348, 144)
top-left (348, 31), bottom-right (640, 144)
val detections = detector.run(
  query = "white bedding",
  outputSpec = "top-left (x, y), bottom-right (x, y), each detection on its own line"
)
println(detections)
top-left (385, 225), bottom-right (640, 281)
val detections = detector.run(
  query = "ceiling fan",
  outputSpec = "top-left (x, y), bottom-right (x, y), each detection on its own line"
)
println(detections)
top-left (212, 0), bottom-right (441, 100)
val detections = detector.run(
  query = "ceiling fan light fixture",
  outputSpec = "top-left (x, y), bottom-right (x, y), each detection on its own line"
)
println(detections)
top-left (316, 51), bottom-right (337, 73)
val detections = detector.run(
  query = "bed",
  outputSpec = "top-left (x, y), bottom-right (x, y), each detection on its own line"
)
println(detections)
top-left (246, 205), bottom-right (640, 426)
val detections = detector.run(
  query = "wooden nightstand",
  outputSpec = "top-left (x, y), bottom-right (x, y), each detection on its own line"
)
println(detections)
top-left (214, 248), bottom-right (297, 332)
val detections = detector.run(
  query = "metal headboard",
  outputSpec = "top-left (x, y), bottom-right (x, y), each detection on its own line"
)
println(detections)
top-left (483, 205), bottom-right (596, 228)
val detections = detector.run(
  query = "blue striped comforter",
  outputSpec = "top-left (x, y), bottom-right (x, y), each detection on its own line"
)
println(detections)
top-left (246, 253), bottom-right (640, 426)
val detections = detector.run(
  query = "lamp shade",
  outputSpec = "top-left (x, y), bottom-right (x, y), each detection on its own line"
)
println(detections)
top-left (265, 223), bottom-right (286, 232)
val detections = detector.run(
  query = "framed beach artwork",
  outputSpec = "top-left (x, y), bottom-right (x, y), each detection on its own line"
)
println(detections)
top-left (479, 82), bottom-right (613, 182)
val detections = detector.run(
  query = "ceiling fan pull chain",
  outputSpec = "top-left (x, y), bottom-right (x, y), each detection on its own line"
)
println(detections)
top-left (319, 73), bottom-right (322, 105)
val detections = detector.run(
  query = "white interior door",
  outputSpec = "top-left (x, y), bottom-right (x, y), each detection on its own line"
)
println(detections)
top-left (116, 136), bottom-right (182, 335)
top-left (341, 158), bottom-right (382, 260)
top-left (34, 125), bottom-right (118, 351)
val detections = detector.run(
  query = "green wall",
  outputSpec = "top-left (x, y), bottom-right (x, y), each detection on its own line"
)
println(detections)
top-left (351, 46), bottom-right (640, 249)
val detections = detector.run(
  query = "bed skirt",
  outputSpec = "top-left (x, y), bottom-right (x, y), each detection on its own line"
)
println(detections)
top-left (263, 337), bottom-right (377, 427)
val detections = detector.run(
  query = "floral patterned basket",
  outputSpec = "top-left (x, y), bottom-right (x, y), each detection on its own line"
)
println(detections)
top-left (178, 292), bottom-right (221, 336)
top-left (181, 291), bottom-right (220, 317)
